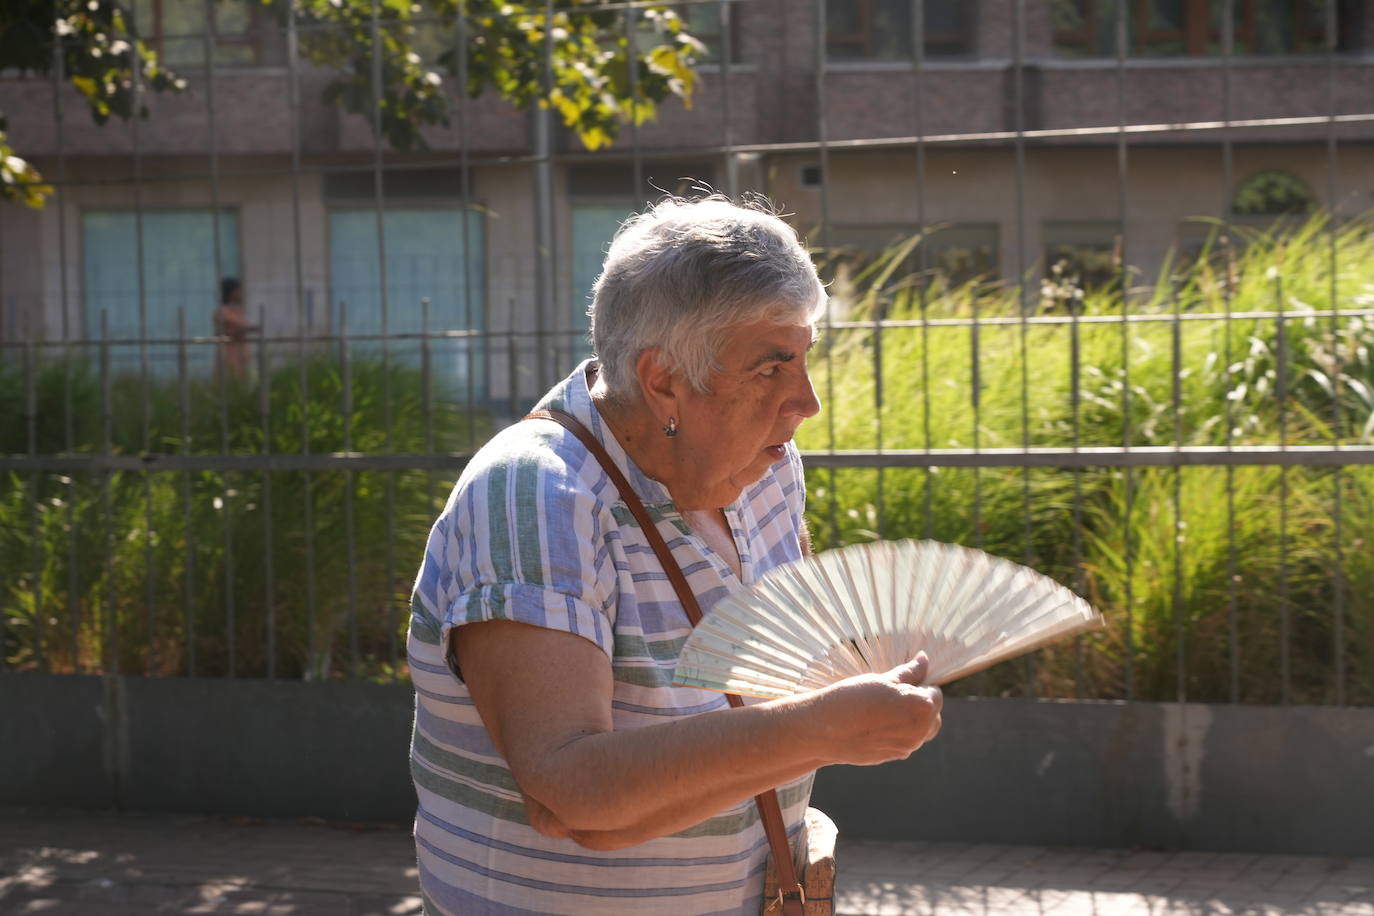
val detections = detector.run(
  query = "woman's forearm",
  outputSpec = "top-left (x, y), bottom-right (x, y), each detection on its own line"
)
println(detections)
top-left (521, 694), bottom-right (827, 838)
top-left (458, 620), bottom-right (941, 845)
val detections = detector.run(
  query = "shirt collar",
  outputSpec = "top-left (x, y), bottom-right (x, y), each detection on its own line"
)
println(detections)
top-left (533, 359), bottom-right (676, 508)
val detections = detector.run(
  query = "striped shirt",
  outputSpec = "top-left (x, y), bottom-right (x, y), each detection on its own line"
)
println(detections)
top-left (406, 360), bottom-right (813, 916)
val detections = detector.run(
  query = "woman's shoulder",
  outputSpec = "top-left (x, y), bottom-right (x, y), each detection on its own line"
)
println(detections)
top-left (455, 419), bottom-right (607, 508)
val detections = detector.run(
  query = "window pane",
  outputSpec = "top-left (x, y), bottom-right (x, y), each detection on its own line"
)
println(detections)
top-left (1232, 170), bottom-right (1316, 216)
top-left (677, 4), bottom-right (729, 62)
top-left (925, 0), bottom-right (974, 56)
top-left (328, 208), bottom-right (485, 398)
top-left (826, 0), bottom-right (913, 61)
top-left (822, 223), bottom-right (999, 289)
top-left (572, 205), bottom-right (632, 335)
top-left (925, 224), bottom-right (999, 286)
top-left (1043, 221), bottom-right (1121, 292)
top-left (83, 209), bottom-right (239, 373)
top-left (1053, 0), bottom-right (1118, 57)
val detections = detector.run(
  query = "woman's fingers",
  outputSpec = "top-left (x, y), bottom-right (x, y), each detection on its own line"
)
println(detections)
top-left (815, 669), bottom-right (944, 767)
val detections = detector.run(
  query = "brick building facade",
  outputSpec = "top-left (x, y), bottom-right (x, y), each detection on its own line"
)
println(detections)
top-left (1, 0), bottom-right (1371, 402)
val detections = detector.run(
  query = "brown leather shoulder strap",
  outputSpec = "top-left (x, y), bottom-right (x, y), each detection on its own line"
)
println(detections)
top-left (525, 408), bottom-right (706, 626)
top-left (524, 408), bottom-right (806, 916)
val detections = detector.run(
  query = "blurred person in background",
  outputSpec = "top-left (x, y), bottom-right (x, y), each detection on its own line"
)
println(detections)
top-left (213, 277), bottom-right (258, 378)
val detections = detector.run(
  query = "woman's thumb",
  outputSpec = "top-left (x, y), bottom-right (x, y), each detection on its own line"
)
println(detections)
top-left (889, 652), bottom-right (931, 686)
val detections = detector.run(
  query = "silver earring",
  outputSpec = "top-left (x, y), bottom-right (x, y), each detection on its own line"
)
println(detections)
top-left (663, 417), bottom-right (678, 438)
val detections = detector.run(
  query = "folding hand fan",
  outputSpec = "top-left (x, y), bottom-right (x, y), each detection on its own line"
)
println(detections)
top-left (673, 539), bottom-right (1103, 699)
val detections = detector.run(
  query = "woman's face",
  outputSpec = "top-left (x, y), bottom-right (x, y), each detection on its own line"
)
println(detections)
top-left (669, 318), bottom-right (821, 510)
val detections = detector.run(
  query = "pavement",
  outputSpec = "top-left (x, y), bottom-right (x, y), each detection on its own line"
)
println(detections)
top-left (2, 808), bottom-right (1373, 915)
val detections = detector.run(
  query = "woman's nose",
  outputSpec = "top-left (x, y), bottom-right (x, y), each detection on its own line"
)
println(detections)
top-left (788, 371), bottom-right (822, 418)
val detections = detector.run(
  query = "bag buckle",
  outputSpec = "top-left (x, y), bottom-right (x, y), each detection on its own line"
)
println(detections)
top-left (766, 883), bottom-right (805, 913)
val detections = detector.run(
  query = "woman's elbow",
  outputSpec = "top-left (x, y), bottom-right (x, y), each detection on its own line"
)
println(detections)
top-left (522, 785), bottom-right (630, 835)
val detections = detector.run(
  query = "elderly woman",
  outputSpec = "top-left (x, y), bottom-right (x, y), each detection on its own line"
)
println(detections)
top-left (407, 197), bottom-right (943, 915)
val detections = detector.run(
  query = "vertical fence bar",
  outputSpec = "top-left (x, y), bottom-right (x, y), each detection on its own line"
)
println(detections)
top-left (101, 311), bottom-right (117, 675)
top-left (218, 309), bottom-right (237, 678)
top-left (1068, 5), bottom-right (1087, 694)
top-left (1313, 2), bottom-right (1344, 705)
top-left (25, 327), bottom-right (46, 670)
top-left (1114, 0), bottom-right (1134, 700)
top-left (142, 337), bottom-right (155, 677)
top-left (287, 0), bottom-right (319, 680)
top-left (508, 330), bottom-right (519, 421)
top-left (259, 305), bottom-right (276, 679)
top-left (422, 296), bottom-right (435, 530)
top-left (1276, 269), bottom-right (1291, 704)
top-left (814, 0), bottom-right (838, 544)
top-left (455, 7), bottom-right (477, 447)
top-left (1171, 273), bottom-right (1185, 702)
top-left (1011, 0), bottom-right (1034, 695)
top-left (720, 0), bottom-right (737, 197)
top-left (341, 303), bottom-right (359, 677)
top-left (178, 308), bottom-right (195, 676)
top-left (626, 2), bottom-right (644, 202)
top-left (51, 0), bottom-right (80, 673)
top-left (912, 0), bottom-right (933, 542)
top-left (385, 462), bottom-right (398, 675)
top-left (1220, 0), bottom-right (1239, 704)
top-left (128, 18), bottom-right (156, 677)
top-left (369, 0), bottom-right (398, 680)
top-left (1324, 0), bottom-right (1346, 706)
top-left (202, 0), bottom-right (235, 678)
top-left (532, 0), bottom-right (556, 397)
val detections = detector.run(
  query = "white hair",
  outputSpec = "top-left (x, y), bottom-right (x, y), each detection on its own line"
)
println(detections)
top-left (588, 195), bottom-right (826, 401)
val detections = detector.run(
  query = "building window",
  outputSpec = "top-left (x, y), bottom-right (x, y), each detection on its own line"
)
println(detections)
top-left (1043, 221), bottom-right (1122, 292)
top-left (826, 0), bottom-right (975, 61)
top-left (1232, 170), bottom-right (1316, 217)
top-left (823, 223), bottom-right (1000, 290)
top-left (674, 3), bottom-right (739, 63)
top-left (571, 204), bottom-right (632, 332)
top-left (83, 208), bottom-right (239, 371)
top-left (328, 208), bottom-right (485, 398)
top-left (626, 4), bottom-right (741, 64)
top-left (1053, 0), bottom-right (1344, 57)
top-left (130, 0), bottom-right (261, 67)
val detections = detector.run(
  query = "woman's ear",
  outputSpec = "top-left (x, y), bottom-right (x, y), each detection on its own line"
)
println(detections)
top-left (634, 349), bottom-right (680, 422)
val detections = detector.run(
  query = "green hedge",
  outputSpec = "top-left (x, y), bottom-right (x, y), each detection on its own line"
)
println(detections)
top-left (0, 356), bottom-right (488, 680)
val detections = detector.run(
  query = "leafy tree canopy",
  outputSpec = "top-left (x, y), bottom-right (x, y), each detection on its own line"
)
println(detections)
top-left (0, 0), bottom-right (705, 207)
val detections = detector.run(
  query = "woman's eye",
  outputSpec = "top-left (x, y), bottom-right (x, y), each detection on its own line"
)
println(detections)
top-left (758, 365), bottom-right (779, 378)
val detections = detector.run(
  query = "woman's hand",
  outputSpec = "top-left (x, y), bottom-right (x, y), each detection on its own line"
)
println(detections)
top-left (809, 653), bottom-right (943, 767)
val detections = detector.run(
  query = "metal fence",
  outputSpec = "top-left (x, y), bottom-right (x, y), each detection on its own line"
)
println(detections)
top-left (1, 0), bottom-right (1372, 705)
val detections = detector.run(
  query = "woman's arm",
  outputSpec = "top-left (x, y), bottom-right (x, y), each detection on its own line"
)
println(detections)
top-left (455, 618), bottom-right (941, 848)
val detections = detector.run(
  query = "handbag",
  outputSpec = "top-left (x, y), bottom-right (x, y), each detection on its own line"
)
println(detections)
top-left (524, 408), bottom-right (834, 916)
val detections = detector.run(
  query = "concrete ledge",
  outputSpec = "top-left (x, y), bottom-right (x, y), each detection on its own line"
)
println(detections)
top-left (811, 697), bottom-right (1374, 856)
top-left (3, 674), bottom-right (1372, 855)
top-left (0, 674), bottom-right (416, 823)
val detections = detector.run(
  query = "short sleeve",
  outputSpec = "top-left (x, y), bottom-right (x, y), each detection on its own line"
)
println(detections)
top-left (424, 427), bottom-right (619, 681)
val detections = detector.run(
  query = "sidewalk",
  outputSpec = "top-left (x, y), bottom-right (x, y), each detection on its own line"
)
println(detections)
top-left (2, 808), bottom-right (1372, 915)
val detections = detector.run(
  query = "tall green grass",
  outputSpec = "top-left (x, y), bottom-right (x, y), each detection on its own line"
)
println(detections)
top-left (802, 215), bottom-right (1374, 704)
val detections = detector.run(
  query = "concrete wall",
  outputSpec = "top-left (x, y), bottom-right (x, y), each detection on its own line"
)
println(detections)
top-left (3, 673), bottom-right (1372, 856)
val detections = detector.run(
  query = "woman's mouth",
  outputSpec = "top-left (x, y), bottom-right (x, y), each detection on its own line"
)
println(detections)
top-left (764, 443), bottom-right (786, 460)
